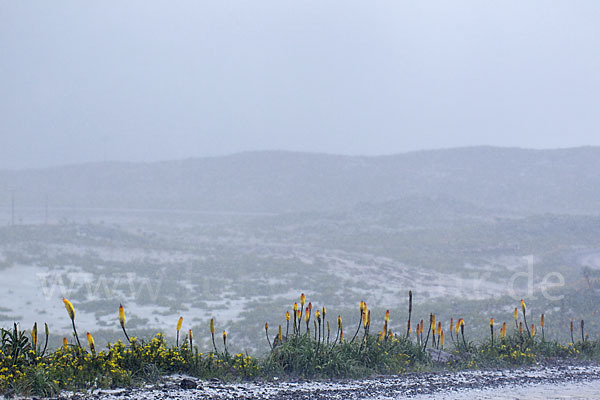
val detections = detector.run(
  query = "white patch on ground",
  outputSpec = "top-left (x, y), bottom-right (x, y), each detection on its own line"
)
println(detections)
top-left (0, 264), bottom-right (99, 333)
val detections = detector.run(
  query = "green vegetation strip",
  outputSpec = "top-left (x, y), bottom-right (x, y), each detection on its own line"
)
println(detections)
top-left (2, 295), bottom-right (600, 397)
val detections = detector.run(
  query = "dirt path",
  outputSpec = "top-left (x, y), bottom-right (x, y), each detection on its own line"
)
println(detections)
top-left (56, 362), bottom-right (600, 400)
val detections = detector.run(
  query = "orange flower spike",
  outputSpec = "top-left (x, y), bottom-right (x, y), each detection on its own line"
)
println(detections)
top-left (305, 308), bottom-right (310, 323)
top-left (490, 318), bottom-right (494, 327)
top-left (570, 320), bottom-right (574, 332)
top-left (62, 337), bottom-right (68, 347)
top-left (367, 310), bottom-right (371, 326)
top-left (308, 302), bottom-right (313, 312)
top-left (432, 314), bottom-right (436, 330)
top-left (519, 322), bottom-right (523, 334)
top-left (300, 293), bottom-right (306, 307)
top-left (450, 318), bottom-right (453, 333)
top-left (210, 318), bottom-right (215, 335)
top-left (265, 322), bottom-right (269, 332)
top-left (514, 308), bottom-right (518, 321)
top-left (437, 321), bottom-right (442, 334)
top-left (541, 314), bottom-right (545, 328)
top-left (531, 324), bottom-right (535, 337)
top-left (63, 298), bottom-right (75, 320)
top-left (86, 332), bottom-right (95, 352)
top-left (378, 331), bottom-right (383, 341)
top-left (118, 304), bottom-right (126, 328)
top-left (440, 330), bottom-right (445, 346)
top-left (384, 310), bottom-right (390, 323)
top-left (296, 309), bottom-right (301, 320)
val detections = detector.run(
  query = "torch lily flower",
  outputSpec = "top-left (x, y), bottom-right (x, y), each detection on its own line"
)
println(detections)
top-left (86, 332), bottom-right (95, 353)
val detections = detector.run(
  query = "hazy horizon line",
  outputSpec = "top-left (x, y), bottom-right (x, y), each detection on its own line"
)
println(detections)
top-left (3, 144), bottom-right (599, 172)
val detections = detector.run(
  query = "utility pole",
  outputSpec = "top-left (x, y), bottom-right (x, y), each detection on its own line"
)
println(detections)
top-left (44, 194), bottom-right (48, 225)
top-left (11, 190), bottom-right (15, 226)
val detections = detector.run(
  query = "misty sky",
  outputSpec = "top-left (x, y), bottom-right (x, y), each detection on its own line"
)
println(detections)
top-left (1, 1), bottom-right (599, 169)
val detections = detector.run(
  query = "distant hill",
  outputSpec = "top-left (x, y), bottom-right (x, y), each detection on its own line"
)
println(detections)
top-left (1, 147), bottom-right (599, 215)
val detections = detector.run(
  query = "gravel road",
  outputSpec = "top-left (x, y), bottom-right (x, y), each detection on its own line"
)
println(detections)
top-left (59, 362), bottom-right (600, 400)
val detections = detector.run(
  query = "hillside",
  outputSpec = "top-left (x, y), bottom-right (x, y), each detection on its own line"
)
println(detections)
top-left (1, 146), bottom-right (599, 215)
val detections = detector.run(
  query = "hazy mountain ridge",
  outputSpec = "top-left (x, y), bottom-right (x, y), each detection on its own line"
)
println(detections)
top-left (2, 146), bottom-right (599, 215)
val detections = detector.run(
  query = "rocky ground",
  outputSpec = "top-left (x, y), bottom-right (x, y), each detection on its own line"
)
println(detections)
top-left (48, 362), bottom-right (600, 400)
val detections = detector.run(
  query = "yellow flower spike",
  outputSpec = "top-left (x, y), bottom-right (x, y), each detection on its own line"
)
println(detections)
top-left (460, 318), bottom-right (465, 327)
top-left (322, 307), bottom-right (326, 318)
top-left (222, 330), bottom-right (227, 346)
top-left (177, 316), bottom-right (183, 332)
top-left (62, 337), bottom-right (68, 348)
top-left (432, 314), bottom-right (436, 330)
top-left (541, 314), bottom-right (545, 327)
top-left (490, 318), bottom-right (494, 327)
top-left (296, 309), bottom-right (301, 320)
top-left (305, 308), bottom-right (310, 323)
top-left (440, 330), bottom-right (445, 346)
top-left (293, 302), bottom-right (298, 312)
top-left (531, 324), bottom-right (535, 337)
top-left (286, 311), bottom-right (290, 321)
top-left (316, 310), bottom-right (321, 321)
top-left (340, 331), bottom-right (345, 343)
top-left (63, 298), bottom-right (75, 320)
top-left (514, 308), bottom-right (518, 321)
top-left (86, 332), bottom-right (95, 353)
top-left (189, 329), bottom-right (193, 348)
top-left (118, 304), bottom-right (126, 328)
top-left (300, 293), bottom-right (306, 307)
top-left (455, 321), bottom-right (460, 334)
top-left (278, 325), bottom-right (282, 342)
top-left (32, 322), bottom-right (38, 350)
top-left (210, 318), bottom-right (215, 335)
top-left (362, 309), bottom-right (368, 328)
top-left (337, 315), bottom-right (342, 328)
top-left (502, 322), bottom-right (507, 338)
top-left (384, 310), bottom-right (390, 323)
top-left (378, 331), bottom-right (383, 342)
top-left (360, 301), bottom-right (365, 312)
